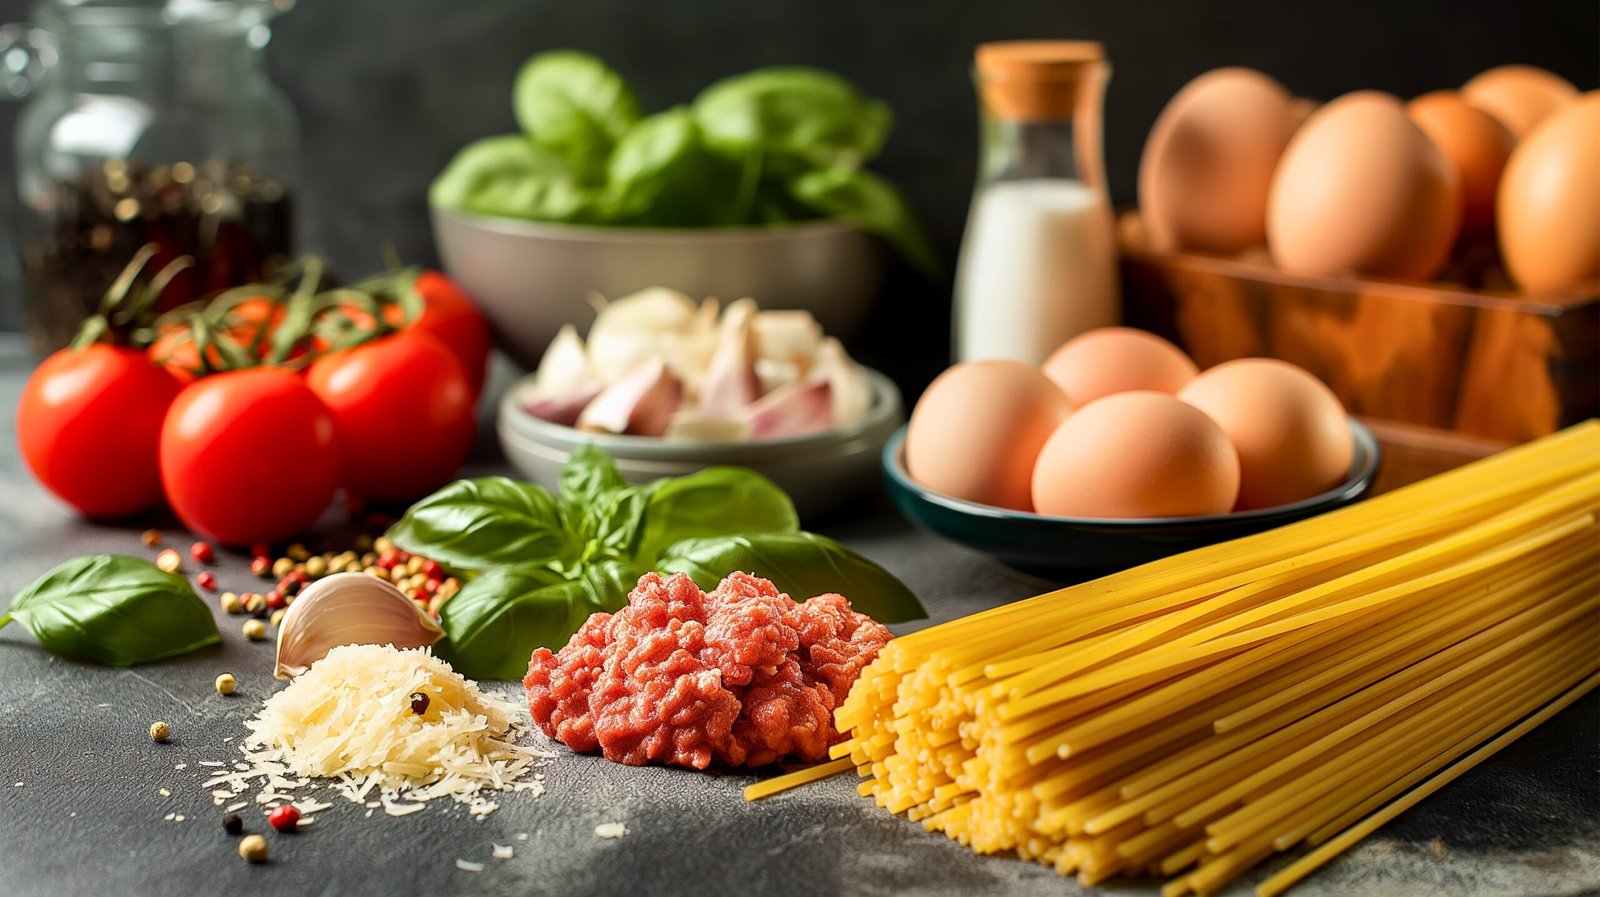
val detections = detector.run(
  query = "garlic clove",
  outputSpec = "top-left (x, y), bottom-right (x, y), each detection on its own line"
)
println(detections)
top-left (811, 337), bottom-right (872, 427)
top-left (698, 299), bottom-right (760, 416)
top-left (523, 382), bottom-right (604, 427)
top-left (665, 411), bottom-right (753, 442)
top-left (663, 298), bottom-right (722, 395)
top-left (744, 378), bottom-right (834, 440)
top-left (577, 357), bottom-right (683, 437)
top-left (752, 310), bottom-right (823, 374)
top-left (754, 358), bottom-right (803, 395)
top-left (531, 324), bottom-right (597, 399)
top-left (586, 288), bottom-right (699, 383)
top-left (274, 572), bottom-right (444, 680)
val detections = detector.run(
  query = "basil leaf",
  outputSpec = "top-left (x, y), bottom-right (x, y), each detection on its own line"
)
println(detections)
top-left (559, 443), bottom-right (627, 507)
top-left (603, 106), bottom-right (754, 227)
top-left (437, 565), bottom-right (609, 680)
top-left (632, 466), bottom-right (799, 564)
top-left (386, 477), bottom-right (574, 573)
top-left (578, 557), bottom-right (649, 612)
top-left (789, 166), bottom-right (940, 279)
top-left (693, 66), bottom-right (891, 169)
top-left (2, 555), bottom-right (221, 666)
top-left (658, 533), bottom-right (925, 623)
top-left (514, 49), bottom-right (641, 182)
top-left (429, 134), bottom-right (598, 222)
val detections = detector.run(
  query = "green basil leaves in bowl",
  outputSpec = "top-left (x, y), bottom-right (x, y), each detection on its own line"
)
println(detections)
top-left (429, 50), bottom-right (937, 367)
top-left (385, 445), bottom-right (925, 680)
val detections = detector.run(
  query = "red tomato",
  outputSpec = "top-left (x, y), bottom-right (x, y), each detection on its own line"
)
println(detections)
top-left (405, 272), bottom-right (491, 398)
top-left (306, 329), bottom-right (475, 503)
top-left (148, 297), bottom-right (285, 383)
top-left (17, 344), bottom-right (182, 518)
top-left (159, 367), bottom-right (340, 544)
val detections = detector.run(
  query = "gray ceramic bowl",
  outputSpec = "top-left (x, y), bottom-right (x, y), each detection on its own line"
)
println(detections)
top-left (498, 368), bottom-right (903, 519)
top-left (432, 205), bottom-right (887, 370)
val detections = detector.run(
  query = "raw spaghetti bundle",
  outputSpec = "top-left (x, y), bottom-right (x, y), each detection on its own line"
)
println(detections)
top-left (749, 422), bottom-right (1600, 896)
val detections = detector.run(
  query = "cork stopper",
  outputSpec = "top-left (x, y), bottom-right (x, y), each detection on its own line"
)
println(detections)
top-left (975, 41), bottom-right (1106, 122)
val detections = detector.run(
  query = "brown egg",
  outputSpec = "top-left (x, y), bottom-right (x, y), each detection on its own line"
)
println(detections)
top-left (1139, 68), bottom-right (1301, 254)
top-left (1042, 327), bottom-right (1198, 407)
top-left (1497, 92), bottom-right (1600, 294)
top-left (1461, 64), bottom-right (1579, 140)
top-left (1407, 91), bottom-right (1515, 238)
top-left (1267, 91), bottom-right (1461, 281)
top-left (905, 360), bottom-right (1072, 511)
top-left (1031, 392), bottom-right (1239, 518)
top-left (1178, 358), bottom-right (1352, 510)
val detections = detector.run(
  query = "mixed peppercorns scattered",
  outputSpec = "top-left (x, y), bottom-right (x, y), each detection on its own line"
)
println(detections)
top-left (248, 537), bottom-right (459, 618)
top-left (214, 673), bottom-right (237, 696)
top-left (267, 805), bottom-right (301, 833)
top-left (242, 619), bottom-right (268, 641)
top-left (238, 834), bottom-right (269, 862)
top-left (195, 571), bottom-right (218, 592)
top-left (149, 721), bottom-right (171, 743)
top-left (222, 813), bottom-right (244, 835)
top-left (155, 548), bottom-right (182, 574)
top-left (408, 691), bottom-right (431, 715)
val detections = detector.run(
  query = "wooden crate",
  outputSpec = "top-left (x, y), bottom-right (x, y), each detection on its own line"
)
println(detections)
top-left (1120, 241), bottom-right (1599, 444)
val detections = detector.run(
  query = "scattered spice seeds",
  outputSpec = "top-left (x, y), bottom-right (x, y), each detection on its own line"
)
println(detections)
top-left (244, 594), bottom-right (267, 616)
top-left (196, 571), bottom-right (218, 592)
top-left (220, 592), bottom-right (242, 614)
top-left (190, 541), bottom-right (215, 564)
top-left (250, 556), bottom-right (271, 577)
top-left (268, 805), bottom-right (301, 832)
top-left (270, 608), bottom-right (287, 627)
top-left (156, 549), bottom-right (182, 573)
top-left (242, 619), bottom-right (268, 641)
top-left (408, 692), bottom-right (431, 715)
top-left (215, 673), bottom-right (237, 695)
top-left (140, 529), bottom-right (163, 547)
top-left (239, 834), bottom-right (269, 862)
top-left (223, 813), bottom-right (244, 835)
top-left (150, 721), bottom-right (171, 742)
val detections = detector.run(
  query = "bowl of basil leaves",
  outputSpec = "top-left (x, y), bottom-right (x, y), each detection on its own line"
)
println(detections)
top-left (430, 50), bottom-right (937, 370)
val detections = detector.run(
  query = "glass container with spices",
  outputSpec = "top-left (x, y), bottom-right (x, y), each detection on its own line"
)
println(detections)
top-left (953, 40), bottom-right (1117, 365)
top-left (1, 0), bottom-right (297, 352)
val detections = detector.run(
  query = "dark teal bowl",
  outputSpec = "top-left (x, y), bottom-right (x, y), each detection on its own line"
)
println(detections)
top-left (882, 420), bottom-right (1381, 581)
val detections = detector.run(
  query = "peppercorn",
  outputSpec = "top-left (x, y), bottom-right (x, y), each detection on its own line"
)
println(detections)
top-left (286, 543), bottom-right (309, 562)
top-left (325, 556), bottom-right (346, 575)
top-left (242, 619), bottom-right (267, 641)
top-left (238, 834), bottom-right (268, 862)
top-left (220, 592), bottom-right (242, 614)
top-left (250, 543), bottom-right (271, 560)
top-left (426, 593), bottom-right (447, 617)
top-left (243, 594), bottom-right (267, 616)
top-left (214, 673), bottom-right (237, 695)
top-left (189, 541), bottom-right (214, 564)
top-left (269, 608), bottom-right (287, 627)
top-left (405, 556), bottom-right (424, 577)
top-left (374, 536), bottom-right (393, 554)
top-left (360, 551), bottom-right (378, 566)
top-left (140, 529), bottom-right (163, 547)
top-left (250, 555), bottom-right (271, 577)
top-left (276, 578), bottom-right (299, 598)
top-left (264, 590), bottom-right (285, 611)
top-left (196, 571), bottom-right (218, 592)
top-left (155, 549), bottom-right (182, 574)
top-left (409, 691), bottom-right (430, 715)
top-left (271, 557), bottom-right (294, 578)
top-left (389, 567), bottom-right (408, 585)
top-left (304, 555), bottom-right (327, 578)
top-left (149, 721), bottom-right (171, 742)
top-left (267, 805), bottom-right (301, 832)
top-left (222, 813), bottom-right (244, 835)
top-left (420, 560), bottom-right (443, 579)
top-left (363, 568), bottom-right (386, 581)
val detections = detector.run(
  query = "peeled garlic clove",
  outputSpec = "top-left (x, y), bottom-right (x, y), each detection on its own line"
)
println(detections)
top-left (753, 310), bottom-right (823, 373)
top-left (577, 358), bottom-right (683, 437)
top-left (587, 288), bottom-right (699, 383)
top-left (744, 379), bottom-right (834, 440)
top-left (811, 337), bottom-right (872, 427)
top-left (531, 324), bottom-right (597, 398)
top-left (663, 298), bottom-right (722, 395)
top-left (754, 358), bottom-right (802, 395)
top-left (665, 411), bottom-right (753, 442)
top-left (699, 300), bottom-right (760, 416)
top-left (523, 382), bottom-right (604, 426)
top-left (274, 572), bottom-right (443, 680)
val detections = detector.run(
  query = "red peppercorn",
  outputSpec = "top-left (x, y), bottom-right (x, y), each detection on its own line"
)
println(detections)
top-left (276, 578), bottom-right (300, 597)
top-left (377, 549), bottom-right (401, 569)
top-left (196, 571), bottom-right (218, 592)
top-left (250, 556), bottom-right (271, 577)
top-left (189, 541), bottom-right (215, 564)
top-left (267, 805), bottom-right (300, 832)
top-left (265, 590), bottom-right (285, 610)
top-left (289, 570), bottom-right (309, 585)
top-left (421, 560), bottom-right (443, 578)
top-left (250, 543), bottom-right (272, 559)
top-left (410, 588), bottom-right (428, 602)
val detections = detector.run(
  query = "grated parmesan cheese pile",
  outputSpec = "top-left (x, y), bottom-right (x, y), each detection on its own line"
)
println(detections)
top-left (203, 644), bottom-right (549, 820)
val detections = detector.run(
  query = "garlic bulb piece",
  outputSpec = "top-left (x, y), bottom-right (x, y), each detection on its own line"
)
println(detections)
top-left (531, 324), bottom-right (597, 398)
top-left (812, 337), bottom-right (872, 427)
top-left (576, 357), bottom-right (683, 436)
top-left (586, 288), bottom-right (700, 383)
top-left (274, 573), bottom-right (444, 680)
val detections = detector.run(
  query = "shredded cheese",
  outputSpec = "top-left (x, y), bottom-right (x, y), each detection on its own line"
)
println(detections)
top-left (201, 645), bottom-right (550, 818)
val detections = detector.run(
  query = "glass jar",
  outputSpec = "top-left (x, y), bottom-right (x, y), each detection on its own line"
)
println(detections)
top-left (2, 0), bottom-right (297, 353)
top-left (952, 40), bottom-right (1118, 365)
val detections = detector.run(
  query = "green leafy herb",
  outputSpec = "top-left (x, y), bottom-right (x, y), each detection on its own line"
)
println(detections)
top-left (788, 166), bottom-right (940, 280)
top-left (513, 49), bottom-right (641, 182)
top-left (603, 106), bottom-right (752, 227)
top-left (559, 443), bottom-right (628, 507)
top-left (436, 566), bottom-right (595, 680)
top-left (692, 66), bottom-right (892, 170)
top-left (429, 135), bottom-right (597, 222)
top-left (386, 477), bottom-right (575, 572)
top-left (2, 555), bottom-right (221, 666)
top-left (658, 532), bottom-right (925, 623)
top-left (632, 466), bottom-right (799, 564)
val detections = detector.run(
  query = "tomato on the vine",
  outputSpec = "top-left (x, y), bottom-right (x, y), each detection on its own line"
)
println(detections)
top-left (306, 329), bottom-right (475, 503)
top-left (148, 296), bottom-right (285, 382)
top-left (159, 367), bottom-right (340, 544)
top-left (17, 344), bottom-right (182, 518)
top-left (407, 271), bottom-right (491, 398)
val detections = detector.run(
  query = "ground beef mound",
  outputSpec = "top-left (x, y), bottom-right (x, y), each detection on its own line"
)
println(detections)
top-left (524, 571), bottom-right (892, 769)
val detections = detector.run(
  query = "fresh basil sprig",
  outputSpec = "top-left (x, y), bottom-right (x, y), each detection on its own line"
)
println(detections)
top-left (2, 555), bottom-right (221, 666)
top-left (389, 445), bottom-right (925, 679)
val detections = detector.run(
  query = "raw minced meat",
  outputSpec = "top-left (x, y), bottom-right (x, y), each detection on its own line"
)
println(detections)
top-left (524, 571), bottom-right (891, 769)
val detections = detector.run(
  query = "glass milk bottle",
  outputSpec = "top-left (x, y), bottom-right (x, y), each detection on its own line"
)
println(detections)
top-left (953, 41), bottom-right (1118, 364)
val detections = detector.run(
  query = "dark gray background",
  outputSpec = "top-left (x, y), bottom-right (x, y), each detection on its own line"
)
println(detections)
top-left (0, 0), bottom-right (1594, 367)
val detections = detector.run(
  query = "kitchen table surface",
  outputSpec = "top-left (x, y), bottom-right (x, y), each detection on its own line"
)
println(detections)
top-left (1, 334), bottom-right (1595, 897)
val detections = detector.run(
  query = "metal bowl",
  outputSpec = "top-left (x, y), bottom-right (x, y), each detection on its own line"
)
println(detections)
top-left (497, 368), bottom-right (905, 520)
top-left (431, 205), bottom-right (887, 370)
